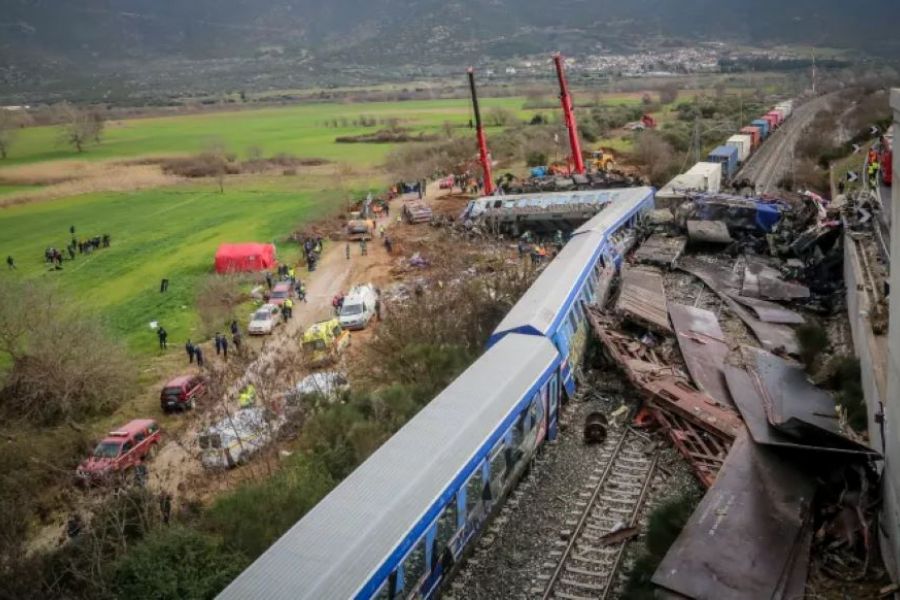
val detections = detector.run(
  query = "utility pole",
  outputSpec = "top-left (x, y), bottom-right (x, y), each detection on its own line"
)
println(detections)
top-left (811, 54), bottom-right (818, 95)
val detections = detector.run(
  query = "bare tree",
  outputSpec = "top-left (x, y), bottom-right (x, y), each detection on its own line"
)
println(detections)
top-left (658, 83), bottom-right (680, 105)
top-left (0, 109), bottom-right (19, 159)
top-left (56, 103), bottom-right (104, 153)
top-left (632, 131), bottom-right (679, 187)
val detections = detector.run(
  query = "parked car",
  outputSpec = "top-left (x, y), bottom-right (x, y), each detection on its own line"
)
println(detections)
top-left (199, 408), bottom-right (285, 469)
top-left (338, 284), bottom-right (379, 330)
top-left (439, 175), bottom-right (454, 190)
top-left (76, 419), bottom-right (161, 483)
top-left (268, 282), bottom-right (293, 307)
top-left (160, 374), bottom-right (207, 412)
top-left (248, 303), bottom-right (281, 335)
top-left (283, 371), bottom-right (349, 411)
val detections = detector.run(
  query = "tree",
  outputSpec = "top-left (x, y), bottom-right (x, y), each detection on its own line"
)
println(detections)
top-left (56, 103), bottom-right (104, 153)
top-left (632, 131), bottom-right (679, 187)
top-left (658, 83), bottom-right (680, 105)
top-left (0, 109), bottom-right (19, 159)
top-left (0, 280), bottom-right (136, 425)
top-left (485, 107), bottom-right (516, 127)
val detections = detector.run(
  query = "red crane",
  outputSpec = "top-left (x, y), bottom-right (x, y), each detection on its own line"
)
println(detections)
top-left (467, 67), bottom-right (495, 195)
top-left (552, 53), bottom-right (585, 175)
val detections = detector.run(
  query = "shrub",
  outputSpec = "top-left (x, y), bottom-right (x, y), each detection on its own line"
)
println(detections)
top-left (203, 453), bottom-right (334, 559)
top-left (795, 322), bottom-right (829, 371)
top-left (0, 281), bottom-right (136, 425)
top-left (111, 527), bottom-right (247, 600)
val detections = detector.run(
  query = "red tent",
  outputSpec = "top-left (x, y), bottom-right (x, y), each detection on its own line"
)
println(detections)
top-left (214, 243), bottom-right (276, 274)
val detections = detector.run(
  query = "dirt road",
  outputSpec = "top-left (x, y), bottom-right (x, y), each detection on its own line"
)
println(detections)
top-left (149, 190), bottom-right (432, 497)
top-left (737, 93), bottom-right (837, 194)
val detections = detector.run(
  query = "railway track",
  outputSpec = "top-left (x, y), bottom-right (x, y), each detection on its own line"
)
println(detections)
top-left (738, 93), bottom-right (836, 194)
top-left (536, 428), bottom-right (659, 600)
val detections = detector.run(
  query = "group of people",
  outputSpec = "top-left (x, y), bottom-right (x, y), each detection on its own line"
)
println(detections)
top-left (39, 226), bottom-right (112, 271)
top-left (303, 237), bottom-right (324, 272)
top-left (159, 319), bottom-right (243, 361)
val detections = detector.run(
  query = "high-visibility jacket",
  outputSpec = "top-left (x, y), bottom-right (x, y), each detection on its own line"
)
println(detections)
top-left (239, 385), bottom-right (256, 408)
top-left (288, 268), bottom-right (295, 279)
top-left (284, 299), bottom-right (293, 309)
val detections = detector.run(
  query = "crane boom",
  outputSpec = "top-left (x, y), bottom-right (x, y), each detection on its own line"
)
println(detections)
top-left (467, 67), bottom-right (495, 195)
top-left (553, 53), bottom-right (585, 175)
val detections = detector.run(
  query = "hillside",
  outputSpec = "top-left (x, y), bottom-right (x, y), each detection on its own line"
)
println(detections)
top-left (1, 0), bottom-right (898, 100)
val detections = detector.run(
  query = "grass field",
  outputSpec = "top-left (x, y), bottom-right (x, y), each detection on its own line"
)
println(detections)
top-left (0, 177), bottom-right (353, 353)
top-left (1, 97), bottom-right (540, 168)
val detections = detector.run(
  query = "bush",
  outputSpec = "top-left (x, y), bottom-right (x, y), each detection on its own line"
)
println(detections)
top-left (0, 281), bottom-right (136, 425)
top-left (623, 494), bottom-right (697, 599)
top-left (526, 151), bottom-right (548, 167)
top-left (203, 453), bottom-right (334, 559)
top-left (161, 153), bottom-right (239, 178)
top-left (485, 107), bottom-right (517, 127)
top-left (796, 322), bottom-right (829, 371)
top-left (111, 527), bottom-right (247, 600)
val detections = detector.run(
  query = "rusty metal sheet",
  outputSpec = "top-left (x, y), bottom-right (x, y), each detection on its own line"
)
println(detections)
top-left (615, 267), bottom-right (672, 333)
top-left (744, 346), bottom-right (879, 456)
top-left (687, 220), bottom-right (733, 244)
top-left (644, 376), bottom-right (743, 440)
top-left (678, 258), bottom-right (799, 355)
top-left (726, 292), bottom-right (806, 325)
top-left (652, 432), bottom-right (817, 600)
top-left (634, 234), bottom-right (686, 268)
top-left (653, 408), bottom-right (731, 488)
top-left (723, 365), bottom-right (875, 456)
top-left (668, 303), bottom-right (732, 409)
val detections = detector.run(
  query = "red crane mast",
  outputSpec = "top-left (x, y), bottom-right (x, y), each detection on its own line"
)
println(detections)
top-left (467, 67), bottom-right (495, 195)
top-left (552, 53), bottom-right (585, 175)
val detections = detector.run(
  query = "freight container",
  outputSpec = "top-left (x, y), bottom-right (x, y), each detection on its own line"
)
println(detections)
top-left (706, 146), bottom-right (738, 180)
top-left (727, 134), bottom-right (753, 163)
top-left (752, 119), bottom-right (770, 139)
top-left (656, 173), bottom-right (709, 209)
top-left (740, 126), bottom-right (761, 149)
top-left (763, 114), bottom-right (778, 131)
top-left (767, 110), bottom-right (784, 126)
top-left (775, 102), bottom-right (792, 119)
top-left (685, 161), bottom-right (723, 193)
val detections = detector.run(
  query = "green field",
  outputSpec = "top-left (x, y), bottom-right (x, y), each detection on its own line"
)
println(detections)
top-left (0, 179), bottom-right (350, 353)
top-left (1, 97), bottom-right (536, 168)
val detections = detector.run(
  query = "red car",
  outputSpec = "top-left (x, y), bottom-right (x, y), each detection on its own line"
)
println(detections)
top-left (76, 419), bottom-right (161, 483)
top-left (268, 282), bottom-right (294, 307)
top-left (160, 374), bottom-right (207, 412)
top-left (438, 175), bottom-right (454, 190)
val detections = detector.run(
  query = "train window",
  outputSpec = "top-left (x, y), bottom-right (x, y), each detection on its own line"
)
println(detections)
top-left (574, 301), bottom-right (586, 324)
top-left (465, 468), bottom-right (483, 514)
top-left (489, 442), bottom-right (506, 485)
top-left (436, 502), bottom-right (459, 548)
top-left (528, 395), bottom-right (539, 431)
top-left (511, 414), bottom-right (525, 449)
top-left (567, 311), bottom-right (578, 334)
top-left (403, 540), bottom-right (426, 592)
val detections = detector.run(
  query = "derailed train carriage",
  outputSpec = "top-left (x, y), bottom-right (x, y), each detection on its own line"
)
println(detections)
top-left (217, 186), bottom-right (656, 600)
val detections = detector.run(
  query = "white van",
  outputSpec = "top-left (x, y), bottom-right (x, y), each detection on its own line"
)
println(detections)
top-left (199, 407), bottom-right (285, 469)
top-left (339, 284), bottom-right (379, 330)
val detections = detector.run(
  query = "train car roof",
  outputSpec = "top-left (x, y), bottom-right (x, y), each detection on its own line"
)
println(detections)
top-left (490, 232), bottom-right (606, 340)
top-left (571, 186), bottom-right (654, 236)
top-left (490, 187), bottom-right (654, 340)
top-left (217, 334), bottom-right (560, 600)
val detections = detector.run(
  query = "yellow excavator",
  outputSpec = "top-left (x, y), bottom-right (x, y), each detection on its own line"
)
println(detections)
top-left (590, 149), bottom-right (615, 172)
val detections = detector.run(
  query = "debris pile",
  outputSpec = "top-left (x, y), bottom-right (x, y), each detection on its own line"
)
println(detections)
top-left (583, 186), bottom-right (888, 597)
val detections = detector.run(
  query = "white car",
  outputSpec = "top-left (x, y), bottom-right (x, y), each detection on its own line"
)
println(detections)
top-left (248, 303), bottom-right (281, 335)
top-left (338, 284), bottom-right (379, 330)
top-left (284, 371), bottom-right (349, 410)
top-left (199, 407), bottom-right (285, 469)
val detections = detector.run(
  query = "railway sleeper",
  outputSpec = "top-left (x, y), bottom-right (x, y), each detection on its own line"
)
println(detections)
top-left (558, 576), bottom-right (607, 591)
